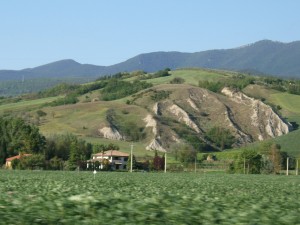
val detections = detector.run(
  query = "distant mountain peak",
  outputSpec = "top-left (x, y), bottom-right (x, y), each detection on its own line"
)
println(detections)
top-left (1, 39), bottom-right (300, 82)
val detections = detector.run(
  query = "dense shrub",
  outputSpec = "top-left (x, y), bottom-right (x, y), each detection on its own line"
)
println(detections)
top-left (198, 80), bottom-right (224, 92)
top-left (151, 90), bottom-right (171, 101)
top-left (170, 77), bottom-right (185, 84)
top-left (101, 79), bottom-right (152, 101)
top-left (206, 127), bottom-right (235, 150)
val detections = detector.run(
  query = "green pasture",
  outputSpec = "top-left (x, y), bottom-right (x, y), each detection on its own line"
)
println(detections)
top-left (40, 101), bottom-right (148, 136)
top-left (270, 92), bottom-right (300, 123)
top-left (143, 68), bottom-right (228, 86)
top-left (0, 170), bottom-right (299, 225)
top-left (0, 96), bottom-right (61, 113)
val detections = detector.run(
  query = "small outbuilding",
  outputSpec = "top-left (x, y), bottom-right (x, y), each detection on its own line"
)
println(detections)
top-left (5, 154), bottom-right (32, 169)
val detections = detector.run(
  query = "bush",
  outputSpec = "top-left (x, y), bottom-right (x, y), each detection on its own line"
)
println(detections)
top-left (198, 81), bottom-right (224, 93)
top-left (36, 110), bottom-right (47, 117)
top-left (151, 90), bottom-right (171, 101)
top-left (101, 79), bottom-right (152, 101)
top-left (170, 77), bottom-right (185, 84)
top-left (206, 127), bottom-right (235, 150)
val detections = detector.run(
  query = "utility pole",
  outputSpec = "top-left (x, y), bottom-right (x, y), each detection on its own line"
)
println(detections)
top-left (194, 155), bottom-right (197, 173)
top-left (296, 159), bottom-right (298, 176)
top-left (164, 152), bottom-right (167, 173)
top-left (286, 157), bottom-right (289, 176)
top-left (130, 144), bottom-right (133, 173)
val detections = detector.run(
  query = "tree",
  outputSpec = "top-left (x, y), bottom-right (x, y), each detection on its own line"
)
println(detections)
top-left (68, 138), bottom-right (81, 170)
top-left (127, 154), bottom-right (137, 171)
top-left (20, 154), bottom-right (45, 170)
top-left (178, 144), bottom-right (197, 165)
top-left (49, 156), bottom-right (64, 170)
top-left (268, 144), bottom-right (282, 174)
top-left (152, 150), bottom-right (164, 171)
top-left (230, 148), bottom-right (262, 174)
top-left (206, 127), bottom-right (235, 150)
top-left (0, 117), bottom-right (45, 165)
top-left (259, 142), bottom-right (283, 174)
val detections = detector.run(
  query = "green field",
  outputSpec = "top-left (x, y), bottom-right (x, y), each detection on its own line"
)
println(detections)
top-left (144, 68), bottom-right (229, 86)
top-left (0, 96), bottom-right (61, 113)
top-left (0, 170), bottom-right (299, 225)
top-left (271, 92), bottom-right (300, 123)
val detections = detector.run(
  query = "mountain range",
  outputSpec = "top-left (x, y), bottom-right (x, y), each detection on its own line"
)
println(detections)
top-left (1, 40), bottom-right (300, 81)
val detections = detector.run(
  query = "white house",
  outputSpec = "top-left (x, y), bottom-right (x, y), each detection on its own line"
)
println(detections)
top-left (88, 150), bottom-right (129, 170)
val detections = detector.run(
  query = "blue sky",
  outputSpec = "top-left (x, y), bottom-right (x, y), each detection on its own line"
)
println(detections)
top-left (1, 0), bottom-right (299, 70)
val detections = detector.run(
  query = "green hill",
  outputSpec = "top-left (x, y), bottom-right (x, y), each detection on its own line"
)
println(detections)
top-left (1, 68), bottom-right (299, 158)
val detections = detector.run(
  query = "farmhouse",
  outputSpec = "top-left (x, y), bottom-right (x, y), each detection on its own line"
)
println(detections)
top-left (5, 154), bottom-right (32, 169)
top-left (88, 150), bottom-right (129, 170)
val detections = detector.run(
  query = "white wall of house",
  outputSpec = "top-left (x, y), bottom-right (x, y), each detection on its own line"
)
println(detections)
top-left (91, 155), bottom-right (128, 170)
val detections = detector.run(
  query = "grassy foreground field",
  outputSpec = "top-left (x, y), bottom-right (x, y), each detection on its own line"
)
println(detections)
top-left (0, 171), bottom-right (299, 225)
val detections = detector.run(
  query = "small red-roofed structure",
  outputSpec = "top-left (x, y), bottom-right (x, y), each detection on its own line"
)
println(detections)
top-left (5, 154), bottom-right (32, 169)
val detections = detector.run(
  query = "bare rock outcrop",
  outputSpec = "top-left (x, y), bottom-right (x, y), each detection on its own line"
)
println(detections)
top-left (146, 138), bottom-right (166, 152)
top-left (168, 104), bottom-right (200, 133)
top-left (98, 126), bottom-right (124, 140)
top-left (143, 114), bottom-right (157, 135)
top-left (221, 87), bottom-right (290, 140)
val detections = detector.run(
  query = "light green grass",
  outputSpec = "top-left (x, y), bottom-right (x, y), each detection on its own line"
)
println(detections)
top-left (39, 101), bottom-right (158, 158)
top-left (273, 129), bottom-right (300, 157)
top-left (145, 68), bottom-right (228, 86)
top-left (270, 92), bottom-right (300, 123)
top-left (0, 96), bottom-right (61, 113)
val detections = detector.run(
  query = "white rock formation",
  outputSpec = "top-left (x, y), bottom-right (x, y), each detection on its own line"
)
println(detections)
top-left (143, 114), bottom-right (157, 135)
top-left (187, 98), bottom-right (199, 111)
top-left (153, 103), bottom-right (159, 115)
top-left (146, 138), bottom-right (166, 152)
top-left (98, 126), bottom-right (123, 140)
top-left (168, 104), bottom-right (200, 133)
top-left (221, 87), bottom-right (290, 140)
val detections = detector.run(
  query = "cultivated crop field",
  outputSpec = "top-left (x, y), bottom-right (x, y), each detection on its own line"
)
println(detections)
top-left (0, 171), bottom-right (299, 225)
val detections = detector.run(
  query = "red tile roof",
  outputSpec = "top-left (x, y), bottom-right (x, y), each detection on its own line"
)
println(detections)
top-left (93, 150), bottom-right (129, 157)
top-left (6, 154), bottom-right (32, 162)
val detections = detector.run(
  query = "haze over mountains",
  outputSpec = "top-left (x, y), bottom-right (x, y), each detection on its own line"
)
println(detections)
top-left (1, 40), bottom-right (300, 81)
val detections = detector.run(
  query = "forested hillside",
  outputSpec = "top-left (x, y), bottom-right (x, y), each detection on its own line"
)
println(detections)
top-left (1, 40), bottom-right (300, 90)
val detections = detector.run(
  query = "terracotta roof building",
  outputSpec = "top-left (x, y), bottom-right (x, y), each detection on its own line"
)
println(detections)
top-left (88, 150), bottom-right (129, 170)
top-left (5, 154), bottom-right (32, 169)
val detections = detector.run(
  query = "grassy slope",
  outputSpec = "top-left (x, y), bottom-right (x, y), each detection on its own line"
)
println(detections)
top-left (39, 100), bottom-right (155, 157)
top-left (269, 92), bottom-right (300, 157)
top-left (147, 68), bottom-right (229, 86)
top-left (0, 96), bottom-right (61, 114)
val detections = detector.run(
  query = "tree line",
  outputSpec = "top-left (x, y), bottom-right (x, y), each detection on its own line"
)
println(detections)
top-left (228, 142), bottom-right (295, 174)
top-left (0, 117), bottom-right (94, 170)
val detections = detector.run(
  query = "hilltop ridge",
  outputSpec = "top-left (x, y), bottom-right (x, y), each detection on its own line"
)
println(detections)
top-left (1, 40), bottom-right (300, 82)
